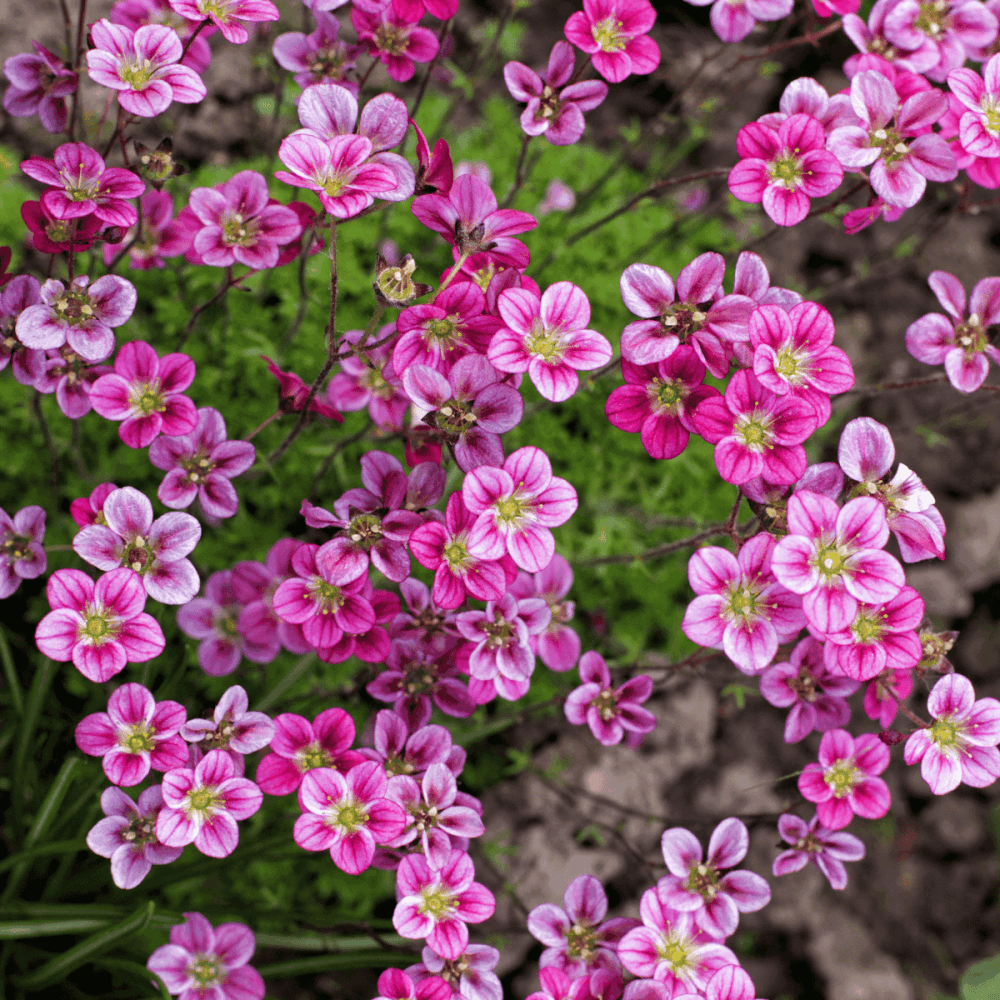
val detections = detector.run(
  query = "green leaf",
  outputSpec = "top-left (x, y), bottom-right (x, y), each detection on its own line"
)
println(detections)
top-left (0, 624), bottom-right (23, 716)
top-left (962, 953), bottom-right (1000, 1000)
top-left (0, 918), bottom-right (110, 939)
top-left (93, 959), bottom-right (171, 1000)
top-left (0, 840), bottom-right (84, 877)
top-left (18, 901), bottom-right (154, 990)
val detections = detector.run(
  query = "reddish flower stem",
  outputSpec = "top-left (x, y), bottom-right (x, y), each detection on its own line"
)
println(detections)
top-left (177, 267), bottom-right (243, 349)
top-left (244, 410), bottom-right (283, 441)
top-left (501, 133), bottom-right (533, 209)
top-left (726, 17), bottom-right (843, 71)
top-left (179, 18), bottom-right (211, 64)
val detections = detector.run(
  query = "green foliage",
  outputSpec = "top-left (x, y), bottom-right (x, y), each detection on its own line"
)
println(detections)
top-left (961, 953), bottom-right (1000, 1000)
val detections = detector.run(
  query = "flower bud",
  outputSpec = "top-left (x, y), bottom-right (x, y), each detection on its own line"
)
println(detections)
top-left (133, 139), bottom-right (186, 190)
top-left (878, 728), bottom-right (905, 747)
top-left (373, 253), bottom-right (432, 307)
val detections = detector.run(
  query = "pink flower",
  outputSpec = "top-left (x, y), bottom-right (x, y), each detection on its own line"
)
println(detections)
top-left (403, 355), bottom-right (524, 472)
top-left (564, 651), bottom-right (655, 746)
top-left (275, 132), bottom-right (398, 219)
top-left (759, 636), bottom-right (859, 743)
top-left (326, 327), bottom-right (409, 428)
top-left (658, 819), bottom-right (771, 940)
top-left (176, 570), bottom-right (278, 676)
top-left (798, 729), bottom-right (891, 829)
top-left (22, 199), bottom-right (104, 255)
top-left (564, 0), bottom-right (660, 83)
top-left (772, 813), bottom-right (865, 890)
top-left (0, 276), bottom-right (47, 385)
top-left (294, 761), bottom-right (407, 873)
top-left (757, 76), bottom-right (859, 136)
top-left (3, 42), bottom-right (77, 133)
top-left (771, 489), bottom-right (905, 635)
top-left (181, 684), bottom-right (275, 775)
top-left (72, 486), bottom-right (202, 605)
top-left (684, 0), bottom-right (793, 43)
top-left (509, 552), bottom-right (581, 671)
top-left (351, 3), bottom-right (439, 82)
top-left (272, 12), bottom-right (363, 91)
top-left (863, 667), bottom-right (915, 728)
top-left (681, 533), bottom-right (805, 674)
top-left (387, 0), bottom-right (458, 20)
top-left (149, 407), bottom-right (256, 519)
top-left (527, 874), bottom-right (639, 977)
top-left (187, 170), bottom-right (303, 270)
top-left (20, 142), bottom-right (145, 227)
top-left (156, 749), bottom-right (263, 857)
top-left (947, 54), bottom-right (1000, 159)
top-left (462, 446), bottom-right (578, 573)
top-left (539, 179), bottom-right (577, 214)
top-left (71, 482), bottom-right (118, 527)
top-left (412, 174), bottom-right (538, 270)
top-left (729, 114), bottom-right (843, 226)
top-left (905, 269), bottom-right (1000, 393)
top-left (690, 370), bottom-right (818, 487)
top-left (263, 355), bottom-right (344, 420)
top-left (827, 70), bottom-right (957, 208)
top-left (111, 0), bottom-right (217, 73)
top-left (101, 190), bottom-right (192, 270)
top-left (86, 19), bottom-right (206, 117)
top-left (15, 274), bottom-right (137, 363)
top-left (393, 848), bottom-right (496, 959)
top-left (86, 785), bottom-right (182, 889)
top-left (35, 567), bottom-right (165, 682)
top-left (166, 0), bottom-right (279, 44)
top-left (413, 119), bottom-right (454, 195)
top-left (488, 282), bottom-right (613, 402)
top-left (384, 762), bottom-right (486, 869)
top-left (90, 341), bottom-right (197, 448)
top-left (618, 255), bottom-right (755, 376)
top-left (618, 889), bottom-right (736, 991)
top-left (147, 911), bottom-right (264, 1000)
top-left (605, 347), bottom-right (718, 461)
top-left (904, 673), bottom-right (1000, 793)
top-left (504, 41), bottom-right (608, 145)
top-left (358, 708), bottom-right (457, 780)
top-left (375, 967), bottom-right (451, 1000)
top-left (35, 347), bottom-right (114, 419)
top-left (75, 682), bottom-right (188, 786)
top-left (0, 505), bottom-right (45, 598)
top-left (256, 707), bottom-right (363, 796)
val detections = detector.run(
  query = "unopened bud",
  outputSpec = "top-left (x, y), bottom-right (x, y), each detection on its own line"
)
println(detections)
top-left (133, 138), bottom-right (185, 190)
top-left (879, 728), bottom-right (905, 747)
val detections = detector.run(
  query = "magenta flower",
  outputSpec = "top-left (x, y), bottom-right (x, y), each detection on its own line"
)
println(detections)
top-left (156, 749), bottom-right (263, 857)
top-left (22, 199), bottom-right (104, 255)
top-left (181, 684), bottom-right (275, 775)
top-left (393, 849), bottom-right (496, 960)
top-left (455, 592), bottom-right (551, 700)
top-left (3, 42), bottom-right (77, 133)
top-left (71, 483), bottom-right (118, 528)
top-left (275, 132), bottom-right (398, 219)
top-left (564, 0), bottom-right (660, 83)
top-left (0, 276), bottom-right (47, 385)
top-left (681, 532), bottom-right (805, 674)
top-left (947, 54), bottom-right (1000, 160)
top-left (539, 179), bottom-right (577, 214)
top-left (403, 355), bottom-right (523, 473)
top-left (409, 493), bottom-right (508, 609)
top-left (187, 170), bottom-right (303, 270)
top-left (798, 729), bottom-right (891, 829)
top-left (36, 348), bottom-right (114, 419)
top-left (386, 0), bottom-right (458, 20)
top-left (836, 416), bottom-right (945, 561)
top-left (684, 0), bottom-right (793, 43)
top-left (72, 486), bottom-right (202, 605)
top-left (166, 0), bottom-right (279, 44)
top-left (375, 967), bottom-right (451, 1000)
top-left (462, 446), bottom-right (578, 573)
top-left (842, 2), bottom-right (940, 74)
top-left (327, 327), bottom-right (409, 428)
top-left (20, 143), bottom-right (145, 227)
top-left (111, 0), bottom-right (217, 73)
top-left (256, 707), bottom-right (363, 796)
top-left (905, 269), bottom-right (1000, 393)
top-left (504, 41), bottom-right (608, 146)
top-left (904, 673), bottom-right (1000, 793)
top-left (351, 3), bottom-right (439, 82)
top-left (35, 568), bottom-right (165, 682)
top-left (86, 19), bottom-right (206, 117)
top-left (759, 636), bottom-right (859, 743)
top-left (75, 682), bottom-right (187, 786)
top-left (87, 785), bottom-right (182, 889)
top-left (827, 70), bottom-right (956, 208)
top-left (412, 174), bottom-right (538, 270)
top-left (294, 761), bottom-right (407, 874)
top-left (690, 370), bottom-right (817, 487)
top-left (605, 347), bottom-right (718, 461)
top-left (15, 274), bottom-right (136, 363)
top-left (264, 355), bottom-right (344, 421)
top-left (488, 282), bottom-right (613, 402)
top-left (527, 874), bottom-right (638, 977)
top-left (564, 651), bottom-right (655, 746)
top-left (413, 119), bottom-right (454, 195)
top-left (863, 667), bottom-right (914, 728)
top-left (772, 813), bottom-right (865, 891)
top-left (358, 709), bottom-right (457, 780)
top-left (509, 553), bottom-right (581, 671)
top-left (618, 255), bottom-right (755, 376)
top-left (884, 0), bottom-right (998, 82)
top-left (729, 114), bottom-right (843, 226)
top-left (147, 911), bottom-right (264, 1000)
top-left (177, 570), bottom-right (278, 676)
top-left (149, 407), bottom-right (256, 519)
top-left (658, 818), bottom-right (771, 940)
top-left (90, 341), bottom-right (198, 448)
top-left (771, 490), bottom-right (905, 635)
top-left (272, 12), bottom-right (363, 91)
top-left (618, 889), bottom-right (736, 991)
top-left (0, 505), bottom-right (45, 598)
top-left (101, 190), bottom-right (191, 271)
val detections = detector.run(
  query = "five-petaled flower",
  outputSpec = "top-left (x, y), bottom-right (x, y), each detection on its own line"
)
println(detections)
top-left (0, 505), bottom-right (46, 598)
top-left (564, 651), bottom-right (656, 746)
top-left (3, 41), bottom-right (78, 133)
top-left (564, 0), bottom-right (661, 84)
top-left (166, 0), bottom-right (280, 45)
top-left (772, 812), bottom-right (865, 890)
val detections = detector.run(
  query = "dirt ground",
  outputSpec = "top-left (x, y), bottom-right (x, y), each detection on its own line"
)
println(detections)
top-left (4, 2), bottom-right (1000, 998)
